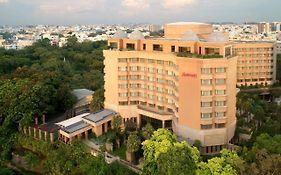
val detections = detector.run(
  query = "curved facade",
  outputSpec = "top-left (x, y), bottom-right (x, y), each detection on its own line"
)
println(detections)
top-left (104, 22), bottom-right (276, 154)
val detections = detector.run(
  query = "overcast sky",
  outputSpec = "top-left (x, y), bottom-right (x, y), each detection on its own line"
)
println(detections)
top-left (0, 0), bottom-right (280, 25)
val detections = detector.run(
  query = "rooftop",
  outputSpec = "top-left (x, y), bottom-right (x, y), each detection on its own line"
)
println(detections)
top-left (72, 89), bottom-right (94, 101)
top-left (83, 109), bottom-right (116, 123)
top-left (61, 121), bottom-right (90, 134)
top-left (56, 113), bottom-right (90, 127)
top-left (166, 22), bottom-right (210, 26)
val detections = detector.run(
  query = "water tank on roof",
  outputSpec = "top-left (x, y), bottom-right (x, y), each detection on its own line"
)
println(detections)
top-left (129, 30), bottom-right (145, 40)
top-left (181, 30), bottom-right (199, 41)
top-left (112, 30), bottom-right (128, 39)
top-left (206, 32), bottom-right (229, 42)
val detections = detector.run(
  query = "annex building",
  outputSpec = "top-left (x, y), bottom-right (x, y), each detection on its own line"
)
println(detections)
top-left (103, 22), bottom-right (277, 154)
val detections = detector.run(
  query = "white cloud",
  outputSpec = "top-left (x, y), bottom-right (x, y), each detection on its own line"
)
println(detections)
top-left (163, 0), bottom-right (194, 9)
top-left (121, 0), bottom-right (150, 10)
top-left (0, 0), bottom-right (8, 4)
top-left (38, 0), bottom-right (105, 15)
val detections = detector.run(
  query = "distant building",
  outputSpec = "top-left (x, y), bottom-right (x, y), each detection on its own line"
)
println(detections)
top-left (258, 22), bottom-right (271, 33)
top-left (149, 25), bottom-right (163, 32)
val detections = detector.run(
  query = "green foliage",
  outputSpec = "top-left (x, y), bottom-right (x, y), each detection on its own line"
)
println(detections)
top-left (112, 115), bottom-right (122, 131)
top-left (0, 167), bottom-right (15, 175)
top-left (24, 152), bottom-right (40, 168)
top-left (127, 132), bottom-right (141, 153)
top-left (196, 149), bottom-right (243, 175)
top-left (254, 133), bottom-right (281, 154)
top-left (142, 128), bottom-right (199, 175)
top-left (141, 123), bottom-right (154, 140)
top-left (89, 87), bottom-right (104, 113)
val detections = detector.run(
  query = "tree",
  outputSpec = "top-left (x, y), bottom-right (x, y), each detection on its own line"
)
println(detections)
top-left (112, 115), bottom-right (122, 131)
top-left (141, 123), bottom-right (154, 140)
top-left (142, 128), bottom-right (199, 175)
top-left (127, 132), bottom-right (141, 153)
top-left (254, 133), bottom-right (281, 154)
top-left (89, 87), bottom-right (104, 113)
top-left (196, 149), bottom-right (244, 175)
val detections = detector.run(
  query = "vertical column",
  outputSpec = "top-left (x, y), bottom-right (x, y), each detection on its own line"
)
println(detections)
top-left (44, 131), bottom-right (48, 141)
top-left (104, 122), bottom-right (108, 132)
top-left (42, 115), bottom-right (46, 124)
top-left (137, 116), bottom-right (141, 129)
top-left (50, 133), bottom-right (54, 143)
top-left (34, 127), bottom-right (37, 138)
top-left (35, 117), bottom-right (38, 125)
top-left (38, 130), bottom-right (42, 140)
top-left (28, 127), bottom-right (32, 136)
top-left (78, 134), bottom-right (81, 139)
top-left (162, 120), bottom-right (165, 128)
top-left (85, 131), bottom-right (88, 140)
top-left (23, 127), bottom-right (27, 135)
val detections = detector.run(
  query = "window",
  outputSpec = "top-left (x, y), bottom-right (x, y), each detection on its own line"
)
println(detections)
top-left (201, 90), bottom-right (212, 96)
top-left (118, 67), bottom-right (127, 71)
top-left (178, 46), bottom-right (191, 53)
top-left (215, 123), bottom-right (225, 128)
top-left (201, 68), bottom-right (212, 74)
top-left (171, 45), bottom-right (175, 52)
top-left (201, 124), bottom-right (212, 130)
top-left (215, 79), bottom-right (225, 85)
top-left (201, 113), bottom-right (212, 119)
top-left (143, 44), bottom-right (146, 50)
top-left (215, 68), bottom-right (226, 73)
top-left (225, 47), bottom-right (231, 57)
top-left (119, 101), bottom-right (128, 105)
top-left (215, 112), bottom-right (226, 118)
top-left (215, 90), bottom-right (226, 95)
top-left (201, 102), bottom-right (212, 107)
top-left (205, 48), bottom-right (220, 55)
top-left (118, 58), bottom-right (127, 63)
top-left (215, 101), bottom-right (226, 106)
top-left (109, 42), bottom-right (117, 49)
top-left (201, 79), bottom-right (212, 85)
top-left (153, 44), bottom-right (163, 51)
top-left (126, 43), bottom-right (135, 50)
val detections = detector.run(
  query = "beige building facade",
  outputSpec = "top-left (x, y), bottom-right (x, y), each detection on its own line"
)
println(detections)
top-left (103, 22), bottom-right (276, 154)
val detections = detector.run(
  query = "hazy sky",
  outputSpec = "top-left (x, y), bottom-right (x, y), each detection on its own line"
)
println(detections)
top-left (0, 0), bottom-right (280, 25)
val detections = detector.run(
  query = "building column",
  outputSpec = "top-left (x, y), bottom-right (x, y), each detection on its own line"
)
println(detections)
top-left (162, 120), bottom-right (165, 128)
top-left (42, 115), bottom-right (46, 124)
top-left (69, 137), bottom-right (73, 142)
top-left (78, 134), bottom-right (82, 140)
top-left (38, 130), bottom-right (42, 140)
top-left (35, 117), bottom-right (38, 125)
top-left (137, 116), bottom-right (141, 129)
top-left (23, 127), bottom-right (27, 135)
top-left (104, 123), bottom-right (108, 132)
top-left (34, 127), bottom-right (37, 138)
top-left (44, 131), bottom-right (48, 141)
top-left (50, 133), bottom-right (54, 143)
top-left (85, 131), bottom-right (88, 140)
top-left (64, 136), bottom-right (67, 143)
top-left (28, 127), bottom-right (32, 136)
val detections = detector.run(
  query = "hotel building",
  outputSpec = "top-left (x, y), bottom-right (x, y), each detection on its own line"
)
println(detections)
top-left (103, 22), bottom-right (276, 154)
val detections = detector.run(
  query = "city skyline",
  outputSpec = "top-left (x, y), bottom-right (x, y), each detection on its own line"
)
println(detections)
top-left (0, 0), bottom-right (280, 25)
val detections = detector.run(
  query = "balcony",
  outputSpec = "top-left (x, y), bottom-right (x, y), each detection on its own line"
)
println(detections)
top-left (176, 52), bottom-right (224, 59)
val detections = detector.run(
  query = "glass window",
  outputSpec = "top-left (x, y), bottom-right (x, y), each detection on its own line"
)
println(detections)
top-left (201, 90), bottom-right (212, 96)
top-left (215, 123), bottom-right (225, 128)
top-left (201, 102), bottom-right (212, 107)
top-left (153, 44), bottom-right (163, 51)
top-left (215, 112), bottom-right (226, 118)
top-left (215, 79), bottom-right (225, 85)
top-left (201, 68), bottom-right (212, 74)
top-left (215, 101), bottom-right (226, 106)
top-left (201, 124), bottom-right (212, 129)
top-left (215, 68), bottom-right (226, 73)
top-left (215, 90), bottom-right (226, 95)
top-left (201, 113), bottom-right (212, 119)
top-left (201, 79), bottom-right (212, 85)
